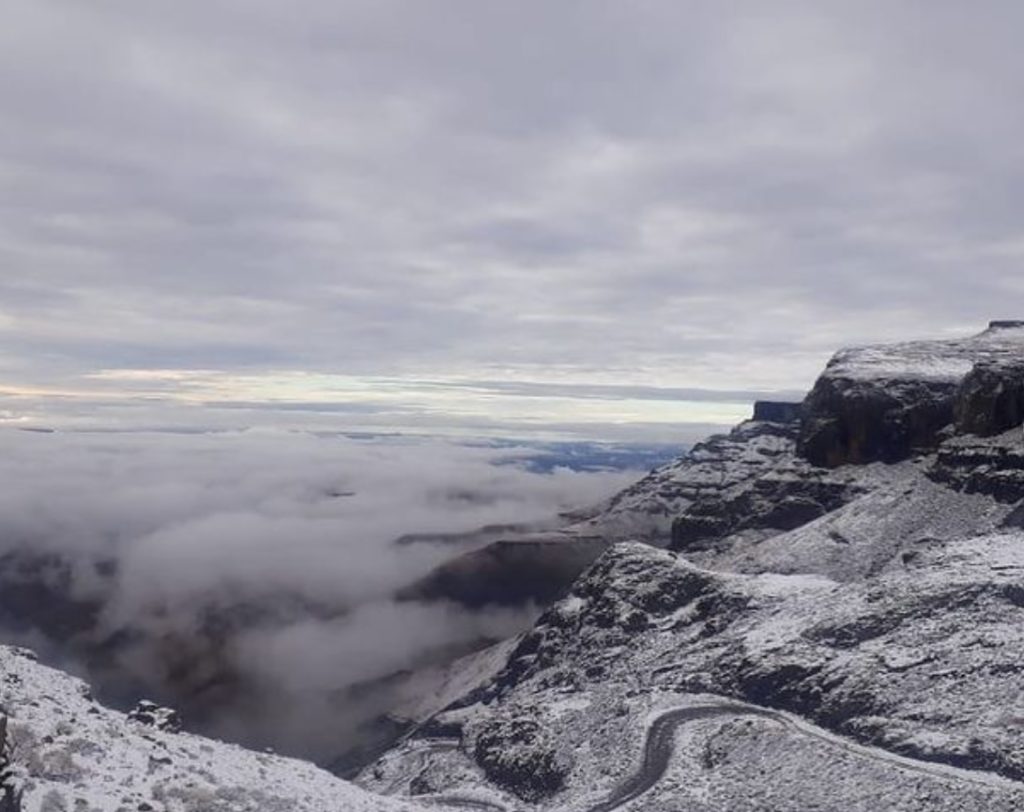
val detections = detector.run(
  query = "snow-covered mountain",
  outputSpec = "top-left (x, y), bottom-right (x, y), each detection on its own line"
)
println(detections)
top-left (363, 321), bottom-right (1024, 810)
top-left (5, 321), bottom-right (1024, 811)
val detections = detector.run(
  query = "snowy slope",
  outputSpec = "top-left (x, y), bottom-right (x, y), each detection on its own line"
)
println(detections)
top-left (571, 419), bottom-right (806, 543)
top-left (0, 645), bottom-right (461, 812)
top-left (821, 321), bottom-right (1024, 383)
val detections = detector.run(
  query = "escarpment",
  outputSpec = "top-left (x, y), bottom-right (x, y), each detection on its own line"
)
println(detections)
top-left (798, 321), bottom-right (1024, 468)
top-left (365, 324), bottom-right (1024, 811)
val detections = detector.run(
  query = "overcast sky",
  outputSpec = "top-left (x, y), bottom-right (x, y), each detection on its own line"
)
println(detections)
top-left (3, 1), bottom-right (1024, 439)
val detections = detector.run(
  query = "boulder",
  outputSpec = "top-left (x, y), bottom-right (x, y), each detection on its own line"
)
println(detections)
top-left (127, 700), bottom-right (181, 733)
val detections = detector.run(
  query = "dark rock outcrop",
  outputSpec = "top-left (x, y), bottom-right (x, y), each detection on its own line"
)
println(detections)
top-left (954, 360), bottom-right (1024, 437)
top-left (798, 324), bottom-right (1024, 467)
top-left (988, 320), bottom-right (1024, 330)
top-left (670, 475), bottom-right (858, 552)
top-left (581, 418), bottom-right (805, 543)
top-left (472, 715), bottom-right (569, 801)
top-left (396, 535), bottom-right (609, 607)
top-left (929, 433), bottom-right (1024, 502)
top-left (752, 401), bottom-right (804, 424)
top-left (798, 376), bottom-right (958, 467)
top-left (127, 700), bottom-right (182, 733)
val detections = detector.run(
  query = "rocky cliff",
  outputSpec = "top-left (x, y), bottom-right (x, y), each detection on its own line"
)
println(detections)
top-left (798, 321), bottom-right (1024, 467)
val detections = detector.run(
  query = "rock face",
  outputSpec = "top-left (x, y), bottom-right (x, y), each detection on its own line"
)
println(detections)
top-left (670, 466), bottom-right (859, 552)
top-left (752, 400), bottom-right (804, 423)
top-left (472, 715), bottom-right (569, 801)
top-left (955, 359), bottom-right (1024, 437)
top-left (929, 430), bottom-right (1024, 502)
top-left (575, 416), bottom-right (810, 544)
top-left (798, 323), bottom-right (1024, 467)
top-left (799, 375), bottom-right (958, 467)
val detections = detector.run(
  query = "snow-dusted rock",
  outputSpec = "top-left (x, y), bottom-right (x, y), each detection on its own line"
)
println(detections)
top-left (799, 322), bottom-right (1024, 467)
top-left (127, 701), bottom-right (181, 734)
top-left (0, 646), bottom-right (457, 812)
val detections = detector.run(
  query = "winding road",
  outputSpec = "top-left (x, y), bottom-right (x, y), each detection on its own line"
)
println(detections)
top-left (419, 697), bottom-right (1021, 812)
top-left (584, 705), bottom-right (745, 812)
top-left (582, 698), bottom-right (1021, 812)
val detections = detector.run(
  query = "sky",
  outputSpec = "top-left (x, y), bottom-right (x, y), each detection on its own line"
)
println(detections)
top-left (4, 1), bottom-right (1024, 441)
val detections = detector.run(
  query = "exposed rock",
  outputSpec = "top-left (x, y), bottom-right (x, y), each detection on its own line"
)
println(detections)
top-left (928, 430), bottom-right (1024, 502)
top-left (127, 700), bottom-right (182, 733)
top-left (799, 375), bottom-right (957, 467)
top-left (752, 401), bottom-right (804, 423)
top-left (670, 473), bottom-right (858, 552)
top-left (575, 418), bottom-right (805, 543)
top-left (471, 714), bottom-right (569, 801)
top-left (798, 323), bottom-right (1024, 467)
top-left (955, 360), bottom-right (1024, 436)
top-left (0, 715), bottom-right (22, 812)
top-left (396, 535), bottom-right (609, 607)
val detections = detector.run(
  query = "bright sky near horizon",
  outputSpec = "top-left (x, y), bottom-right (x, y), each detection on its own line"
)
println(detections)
top-left (3, 2), bottom-right (1023, 439)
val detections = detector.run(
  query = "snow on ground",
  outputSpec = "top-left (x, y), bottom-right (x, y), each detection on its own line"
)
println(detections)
top-left (0, 645), bottom-right (456, 812)
top-left (822, 323), bottom-right (1024, 383)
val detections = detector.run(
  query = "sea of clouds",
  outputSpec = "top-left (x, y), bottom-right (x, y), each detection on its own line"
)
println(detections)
top-left (0, 427), bottom-right (640, 763)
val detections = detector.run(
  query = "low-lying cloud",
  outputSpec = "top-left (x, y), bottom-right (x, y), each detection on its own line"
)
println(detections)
top-left (0, 427), bottom-right (640, 763)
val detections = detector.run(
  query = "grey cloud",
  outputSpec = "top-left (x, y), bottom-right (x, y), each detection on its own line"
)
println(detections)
top-left (405, 379), bottom-right (806, 404)
top-left (4, 1), bottom-right (1024, 398)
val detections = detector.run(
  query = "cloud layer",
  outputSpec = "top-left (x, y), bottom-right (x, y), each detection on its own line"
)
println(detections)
top-left (4, 1), bottom-right (1024, 417)
top-left (0, 427), bottom-right (638, 760)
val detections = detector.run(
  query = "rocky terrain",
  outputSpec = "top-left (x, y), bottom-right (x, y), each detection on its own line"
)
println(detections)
top-left (4, 321), bottom-right (1024, 810)
top-left (362, 321), bottom-right (1024, 810)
